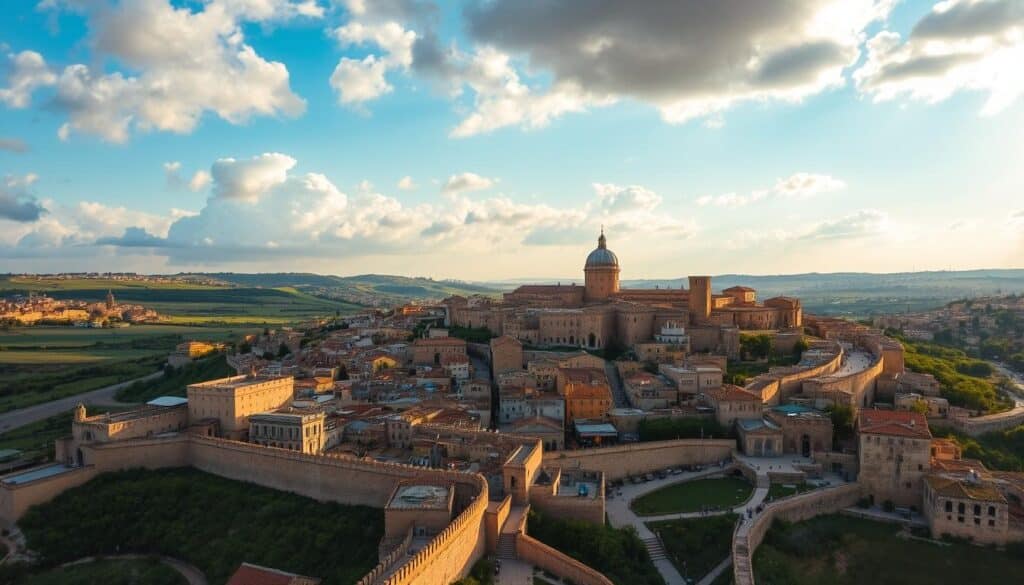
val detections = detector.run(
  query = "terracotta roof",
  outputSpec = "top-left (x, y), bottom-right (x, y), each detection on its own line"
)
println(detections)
top-left (490, 335), bottom-right (522, 348)
top-left (559, 367), bottom-right (609, 385)
top-left (857, 409), bottom-right (931, 439)
top-left (705, 384), bottom-right (761, 402)
top-left (226, 563), bottom-right (320, 585)
top-left (723, 286), bottom-right (756, 292)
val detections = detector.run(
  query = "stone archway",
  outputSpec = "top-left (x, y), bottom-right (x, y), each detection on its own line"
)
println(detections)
top-left (801, 434), bottom-right (811, 457)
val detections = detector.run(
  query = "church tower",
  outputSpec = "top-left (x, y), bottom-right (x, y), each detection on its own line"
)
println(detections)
top-left (584, 229), bottom-right (620, 302)
top-left (105, 289), bottom-right (116, 311)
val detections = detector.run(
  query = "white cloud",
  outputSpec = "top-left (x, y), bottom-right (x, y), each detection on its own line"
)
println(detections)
top-left (0, 50), bottom-right (56, 108)
top-left (397, 176), bottom-right (416, 190)
top-left (593, 183), bottom-right (662, 213)
top-left (329, 8), bottom-right (417, 106)
top-left (165, 162), bottom-right (213, 192)
top-left (724, 208), bottom-right (889, 249)
top-left (441, 172), bottom-right (496, 195)
top-left (210, 152), bottom-right (297, 201)
top-left (697, 172), bottom-right (846, 207)
top-left (854, 0), bottom-right (1024, 115)
top-left (28, 0), bottom-right (314, 142)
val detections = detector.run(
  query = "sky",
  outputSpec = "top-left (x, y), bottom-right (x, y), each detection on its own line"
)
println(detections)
top-left (0, 0), bottom-right (1023, 281)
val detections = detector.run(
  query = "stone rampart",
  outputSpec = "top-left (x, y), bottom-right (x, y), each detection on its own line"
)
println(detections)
top-left (485, 495), bottom-right (512, 552)
top-left (542, 439), bottom-right (734, 480)
top-left (931, 406), bottom-right (1024, 437)
top-left (0, 465), bottom-right (98, 524)
top-left (516, 533), bottom-right (614, 585)
top-left (745, 342), bottom-right (844, 404)
top-left (732, 483), bottom-right (863, 585)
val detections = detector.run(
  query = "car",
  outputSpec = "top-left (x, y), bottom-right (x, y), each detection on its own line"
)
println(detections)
top-left (655, 470), bottom-right (667, 479)
top-left (670, 468), bottom-right (682, 475)
top-left (645, 473), bottom-right (655, 482)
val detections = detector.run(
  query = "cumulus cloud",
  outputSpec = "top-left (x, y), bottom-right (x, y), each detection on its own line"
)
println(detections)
top-left (0, 50), bottom-right (56, 108)
top-left (458, 0), bottom-right (894, 128)
top-left (441, 172), bottom-right (495, 195)
top-left (57, 152), bottom-right (691, 264)
top-left (329, 2), bottom-right (417, 106)
top-left (697, 172), bottom-right (846, 207)
top-left (854, 0), bottom-right (1024, 114)
top-left (0, 138), bottom-right (29, 153)
top-left (397, 176), bottom-right (416, 190)
top-left (0, 174), bottom-right (47, 222)
top-left (210, 152), bottom-right (297, 201)
top-left (24, 0), bottom-right (314, 142)
top-left (6, 198), bottom-right (174, 252)
top-left (164, 161), bottom-right (213, 192)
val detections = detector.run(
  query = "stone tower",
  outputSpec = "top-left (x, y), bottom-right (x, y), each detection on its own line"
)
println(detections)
top-left (105, 289), bottom-right (116, 311)
top-left (584, 229), bottom-right (620, 302)
top-left (73, 403), bottom-right (87, 422)
top-left (688, 276), bottom-right (712, 325)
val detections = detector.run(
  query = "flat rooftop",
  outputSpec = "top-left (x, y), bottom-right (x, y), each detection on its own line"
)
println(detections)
top-left (388, 484), bottom-right (451, 510)
top-left (2, 464), bottom-right (75, 486)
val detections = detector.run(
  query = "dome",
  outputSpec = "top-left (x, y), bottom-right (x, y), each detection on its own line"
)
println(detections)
top-left (585, 231), bottom-right (619, 268)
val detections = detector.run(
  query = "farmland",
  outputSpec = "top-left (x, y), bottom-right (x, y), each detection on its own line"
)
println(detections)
top-left (0, 325), bottom-right (255, 413)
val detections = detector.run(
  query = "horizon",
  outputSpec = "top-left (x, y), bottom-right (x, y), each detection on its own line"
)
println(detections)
top-left (1, 0), bottom-right (1022, 278)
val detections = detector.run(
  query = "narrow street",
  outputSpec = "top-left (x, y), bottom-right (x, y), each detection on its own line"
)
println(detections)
top-left (603, 359), bottom-right (631, 409)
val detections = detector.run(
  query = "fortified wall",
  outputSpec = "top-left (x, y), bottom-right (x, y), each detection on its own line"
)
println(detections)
top-left (731, 483), bottom-right (864, 585)
top-left (744, 342), bottom-right (844, 405)
top-left (542, 439), bottom-right (734, 480)
top-left (4, 434), bottom-right (490, 585)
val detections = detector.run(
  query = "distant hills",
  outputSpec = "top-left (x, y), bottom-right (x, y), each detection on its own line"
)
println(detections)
top-left (5, 269), bottom-right (1024, 318)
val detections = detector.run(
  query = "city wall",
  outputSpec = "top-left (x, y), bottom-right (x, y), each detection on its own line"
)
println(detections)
top-left (542, 439), bottom-right (734, 480)
top-left (516, 533), bottom-right (614, 585)
top-left (803, 355), bottom-right (884, 410)
top-left (745, 343), bottom-right (844, 405)
top-left (732, 483), bottom-right (863, 585)
top-left (4, 434), bottom-right (491, 584)
top-left (930, 406), bottom-right (1024, 437)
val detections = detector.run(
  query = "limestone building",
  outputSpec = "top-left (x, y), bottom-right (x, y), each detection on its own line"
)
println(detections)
top-left (187, 375), bottom-right (295, 440)
top-left (857, 410), bottom-right (932, 507)
top-left (249, 410), bottom-right (326, 454)
top-left (443, 231), bottom-right (800, 357)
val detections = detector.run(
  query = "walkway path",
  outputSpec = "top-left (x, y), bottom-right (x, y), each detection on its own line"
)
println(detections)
top-left (0, 371), bottom-right (156, 434)
top-left (60, 554), bottom-right (207, 585)
top-left (606, 465), bottom-right (769, 585)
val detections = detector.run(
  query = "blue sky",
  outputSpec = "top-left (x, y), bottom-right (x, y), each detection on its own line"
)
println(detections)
top-left (1, 0), bottom-right (1022, 280)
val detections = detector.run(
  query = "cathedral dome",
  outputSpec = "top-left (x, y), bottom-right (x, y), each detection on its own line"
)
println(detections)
top-left (585, 230), bottom-right (619, 269)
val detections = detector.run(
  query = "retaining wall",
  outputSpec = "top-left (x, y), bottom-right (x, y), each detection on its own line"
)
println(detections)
top-left (516, 533), bottom-right (614, 585)
top-left (542, 439), bottom-right (734, 480)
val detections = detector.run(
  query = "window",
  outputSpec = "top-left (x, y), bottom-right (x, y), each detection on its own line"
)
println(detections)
top-left (974, 504), bottom-right (981, 516)
top-left (988, 506), bottom-right (996, 517)
top-left (958, 502), bottom-right (965, 514)
top-left (945, 501), bottom-right (952, 513)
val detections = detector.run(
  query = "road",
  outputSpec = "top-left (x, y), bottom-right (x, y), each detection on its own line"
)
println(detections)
top-left (0, 371), bottom-right (158, 434)
top-left (994, 362), bottom-right (1024, 406)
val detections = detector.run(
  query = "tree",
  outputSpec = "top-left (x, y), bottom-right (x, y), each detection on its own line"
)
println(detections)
top-left (792, 337), bottom-right (810, 357)
top-left (277, 343), bottom-right (290, 358)
top-left (826, 404), bottom-right (855, 447)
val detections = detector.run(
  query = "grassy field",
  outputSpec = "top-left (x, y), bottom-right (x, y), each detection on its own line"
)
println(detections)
top-left (631, 477), bottom-right (753, 516)
top-left (766, 482), bottom-right (815, 501)
top-left (0, 325), bottom-right (255, 413)
top-left (15, 558), bottom-right (187, 585)
top-left (0, 276), bottom-right (362, 325)
top-left (115, 355), bottom-right (236, 402)
top-left (754, 514), bottom-right (1024, 585)
top-left (19, 467), bottom-right (384, 585)
top-left (648, 514), bottom-right (738, 582)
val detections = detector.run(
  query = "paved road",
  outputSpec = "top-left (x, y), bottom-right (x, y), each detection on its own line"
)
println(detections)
top-left (0, 371), bottom-right (158, 434)
top-left (61, 555), bottom-right (207, 585)
top-left (994, 362), bottom-right (1024, 405)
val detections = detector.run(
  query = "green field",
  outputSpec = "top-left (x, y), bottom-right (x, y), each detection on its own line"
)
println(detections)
top-left (631, 477), bottom-right (753, 516)
top-left (116, 355), bottom-right (236, 403)
top-left (13, 558), bottom-right (186, 585)
top-left (18, 467), bottom-right (384, 585)
top-left (754, 514), bottom-right (1024, 585)
top-left (0, 325), bottom-right (254, 413)
top-left (0, 276), bottom-right (362, 325)
top-left (648, 514), bottom-right (738, 582)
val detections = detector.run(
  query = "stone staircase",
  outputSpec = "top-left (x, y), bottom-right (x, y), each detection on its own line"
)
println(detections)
top-left (732, 539), bottom-right (754, 585)
top-left (496, 533), bottom-right (517, 560)
top-left (642, 536), bottom-right (667, 562)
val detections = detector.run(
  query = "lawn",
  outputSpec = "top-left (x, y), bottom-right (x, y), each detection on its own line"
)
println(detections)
top-left (16, 558), bottom-right (186, 585)
top-left (766, 482), bottom-right (815, 502)
top-left (526, 508), bottom-right (664, 585)
top-left (19, 467), bottom-right (384, 585)
top-left (648, 514), bottom-right (738, 582)
top-left (631, 477), bottom-right (753, 516)
top-left (754, 513), bottom-right (1024, 585)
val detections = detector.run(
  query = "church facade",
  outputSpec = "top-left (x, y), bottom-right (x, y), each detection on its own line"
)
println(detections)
top-left (442, 232), bottom-right (802, 357)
